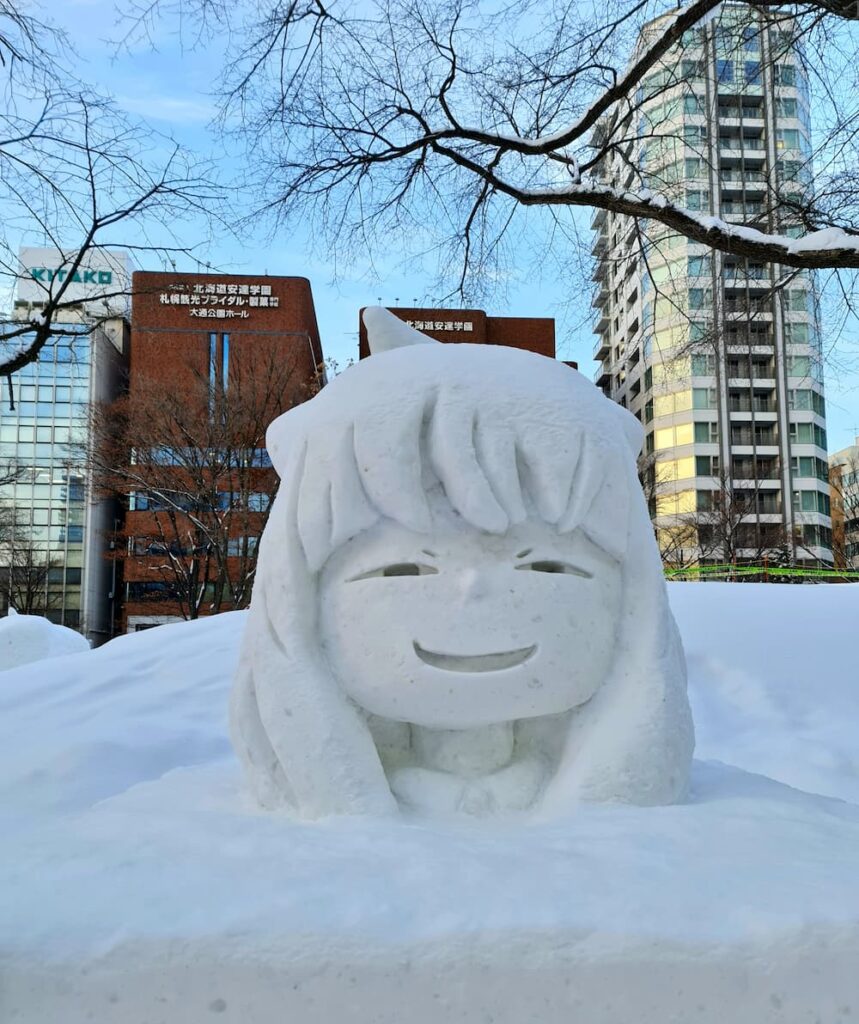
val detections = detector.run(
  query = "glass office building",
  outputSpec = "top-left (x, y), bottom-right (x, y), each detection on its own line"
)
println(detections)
top-left (0, 321), bottom-right (127, 641)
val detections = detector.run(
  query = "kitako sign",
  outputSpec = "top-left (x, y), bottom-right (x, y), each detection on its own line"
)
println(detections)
top-left (16, 247), bottom-right (131, 314)
top-left (29, 267), bottom-right (114, 285)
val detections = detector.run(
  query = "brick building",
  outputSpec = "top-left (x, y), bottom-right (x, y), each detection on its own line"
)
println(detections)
top-left (358, 307), bottom-right (572, 364)
top-left (119, 272), bottom-right (323, 631)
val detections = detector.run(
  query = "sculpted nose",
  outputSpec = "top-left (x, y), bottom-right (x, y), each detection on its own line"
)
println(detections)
top-left (458, 568), bottom-right (488, 603)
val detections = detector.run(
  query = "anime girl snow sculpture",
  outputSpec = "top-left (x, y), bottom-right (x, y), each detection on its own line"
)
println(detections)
top-left (230, 308), bottom-right (694, 818)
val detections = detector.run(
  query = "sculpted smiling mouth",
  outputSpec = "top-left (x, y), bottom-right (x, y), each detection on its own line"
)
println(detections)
top-left (412, 641), bottom-right (537, 672)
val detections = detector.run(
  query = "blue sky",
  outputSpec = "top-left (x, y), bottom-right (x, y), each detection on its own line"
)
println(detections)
top-left (38, 0), bottom-right (859, 451)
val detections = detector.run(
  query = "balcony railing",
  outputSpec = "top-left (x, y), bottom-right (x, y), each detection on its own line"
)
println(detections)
top-left (718, 106), bottom-right (764, 120)
top-left (731, 429), bottom-right (778, 445)
top-left (719, 136), bottom-right (765, 151)
top-left (730, 496), bottom-right (782, 514)
top-left (723, 297), bottom-right (773, 314)
top-left (723, 265), bottom-right (768, 280)
top-left (729, 396), bottom-right (775, 413)
top-left (726, 364), bottom-right (775, 379)
top-left (720, 169), bottom-right (766, 184)
top-left (721, 201), bottom-right (765, 217)
top-left (725, 332), bottom-right (774, 347)
top-left (732, 462), bottom-right (781, 481)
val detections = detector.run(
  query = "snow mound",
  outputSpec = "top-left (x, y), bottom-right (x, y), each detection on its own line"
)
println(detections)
top-left (0, 608), bottom-right (89, 671)
top-left (1, 585), bottom-right (859, 1022)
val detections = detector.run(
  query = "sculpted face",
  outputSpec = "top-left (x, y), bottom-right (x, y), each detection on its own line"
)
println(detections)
top-left (232, 314), bottom-right (694, 816)
top-left (319, 494), bottom-right (624, 730)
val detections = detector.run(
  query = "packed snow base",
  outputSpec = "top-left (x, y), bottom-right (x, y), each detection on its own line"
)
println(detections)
top-left (2, 583), bottom-right (859, 1023)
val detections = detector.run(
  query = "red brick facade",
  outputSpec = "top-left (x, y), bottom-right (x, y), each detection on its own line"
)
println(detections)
top-left (132, 272), bottom-right (323, 387)
top-left (121, 272), bottom-right (323, 631)
top-left (357, 307), bottom-right (559, 360)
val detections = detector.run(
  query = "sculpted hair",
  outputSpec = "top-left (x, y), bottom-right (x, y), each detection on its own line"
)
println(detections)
top-left (231, 338), bottom-right (693, 818)
top-left (288, 366), bottom-right (635, 572)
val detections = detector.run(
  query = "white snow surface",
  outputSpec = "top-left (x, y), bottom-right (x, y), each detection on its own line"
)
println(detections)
top-left (2, 583), bottom-right (859, 1022)
top-left (0, 608), bottom-right (89, 670)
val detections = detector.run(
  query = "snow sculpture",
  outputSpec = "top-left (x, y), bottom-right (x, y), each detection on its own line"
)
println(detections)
top-left (0, 608), bottom-right (89, 670)
top-left (231, 308), bottom-right (694, 818)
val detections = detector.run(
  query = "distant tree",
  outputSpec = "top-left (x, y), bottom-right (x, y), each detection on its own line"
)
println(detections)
top-left (0, 502), bottom-right (64, 615)
top-left (0, 5), bottom-right (220, 377)
top-left (123, 0), bottom-right (859, 302)
top-left (88, 346), bottom-right (312, 620)
top-left (829, 451), bottom-right (859, 568)
top-left (0, 540), bottom-right (63, 616)
top-left (654, 464), bottom-right (826, 575)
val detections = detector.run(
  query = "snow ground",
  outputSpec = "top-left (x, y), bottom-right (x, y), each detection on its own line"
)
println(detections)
top-left (1, 583), bottom-right (858, 1022)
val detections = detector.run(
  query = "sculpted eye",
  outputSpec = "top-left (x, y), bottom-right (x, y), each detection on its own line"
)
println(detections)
top-left (348, 563), bottom-right (439, 582)
top-left (515, 560), bottom-right (592, 579)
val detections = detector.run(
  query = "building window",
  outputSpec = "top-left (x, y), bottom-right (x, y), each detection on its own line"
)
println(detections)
top-left (774, 64), bottom-right (796, 87)
top-left (685, 157), bottom-right (704, 179)
top-left (683, 94), bottom-right (705, 116)
top-left (777, 128), bottom-right (800, 150)
top-left (208, 332), bottom-right (231, 401)
top-left (696, 455), bottom-right (719, 477)
top-left (242, 448), bottom-right (273, 468)
top-left (716, 59), bottom-right (734, 83)
top-left (694, 421), bottom-right (719, 443)
top-left (684, 125), bottom-right (708, 144)
top-left (744, 61), bottom-right (761, 85)
top-left (246, 492), bottom-right (270, 512)
top-left (786, 324), bottom-right (811, 348)
top-left (687, 255), bottom-right (711, 277)
top-left (692, 387), bottom-right (716, 410)
top-left (686, 189), bottom-right (709, 213)
top-left (691, 353), bottom-right (715, 375)
top-left (688, 288), bottom-right (711, 311)
top-left (227, 536), bottom-right (260, 557)
top-left (788, 389), bottom-right (825, 415)
top-left (209, 332), bottom-right (217, 397)
top-left (787, 355), bottom-right (811, 377)
top-left (793, 490), bottom-right (830, 516)
top-left (697, 490), bottom-right (714, 512)
top-left (741, 26), bottom-right (760, 52)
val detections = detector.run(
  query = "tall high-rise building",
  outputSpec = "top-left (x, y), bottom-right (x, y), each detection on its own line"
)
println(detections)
top-left (592, 4), bottom-right (831, 567)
